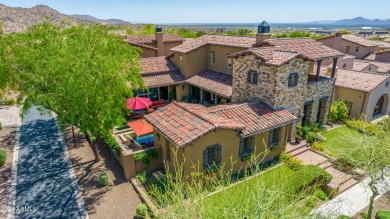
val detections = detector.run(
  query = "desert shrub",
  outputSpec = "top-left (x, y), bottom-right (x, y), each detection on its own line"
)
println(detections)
top-left (99, 173), bottom-right (108, 186)
top-left (314, 188), bottom-right (328, 201)
top-left (337, 215), bottom-right (352, 219)
top-left (329, 99), bottom-right (349, 122)
top-left (137, 170), bottom-right (147, 184)
top-left (376, 210), bottom-right (390, 219)
top-left (136, 203), bottom-right (148, 218)
top-left (0, 149), bottom-right (6, 166)
top-left (3, 98), bottom-right (16, 106)
top-left (302, 126), bottom-right (311, 139)
top-left (346, 119), bottom-right (377, 135)
top-left (305, 197), bottom-right (317, 207)
top-left (311, 142), bottom-right (324, 151)
top-left (278, 152), bottom-right (292, 163)
top-left (360, 212), bottom-right (368, 219)
top-left (277, 152), bottom-right (303, 171)
top-left (287, 165), bottom-right (332, 194)
top-left (307, 132), bottom-right (317, 144)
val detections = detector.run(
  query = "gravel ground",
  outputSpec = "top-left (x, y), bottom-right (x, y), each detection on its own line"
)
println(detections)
top-left (354, 192), bottom-right (390, 219)
top-left (64, 126), bottom-right (142, 219)
top-left (0, 126), bottom-right (16, 218)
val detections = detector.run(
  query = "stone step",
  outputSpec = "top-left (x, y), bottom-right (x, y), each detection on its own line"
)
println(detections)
top-left (325, 166), bottom-right (354, 188)
top-left (318, 160), bottom-right (332, 169)
top-left (289, 147), bottom-right (310, 157)
top-left (339, 178), bottom-right (358, 194)
top-left (286, 143), bottom-right (308, 154)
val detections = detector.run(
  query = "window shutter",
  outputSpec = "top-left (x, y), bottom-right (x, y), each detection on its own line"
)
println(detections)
top-left (268, 130), bottom-right (273, 146)
top-left (250, 136), bottom-right (255, 153)
top-left (288, 74), bottom-right (292, 87)
top-left (294, 74), bottom-right (299, 86)
top-left (278, 127), bottom-right (283, 143)
top-left (239, 138), bottom-right (244, 156)
top-left (203, 149), bottom-right (208, 169)
top-left (247, 71), bottom-right (252, 83)
top-left (216, 144), bottom-right (222, 166)
top-left (253, 72), bottom-right (258, 84)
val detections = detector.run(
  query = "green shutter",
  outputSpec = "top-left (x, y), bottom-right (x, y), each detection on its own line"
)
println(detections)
top-left (203, 149), bottom-right (208, 169)
top-left (268, 130), bottom-right (273, 146)
top-left (216, 144), bottom-right (222, 166)
top-left (239, 138), bottom-right (245, 156)
top-left (294, 73), bottom-right (299, 86)
top-left (250, 136), bottom-right (255, 153)
top-left (278, 127), bottom-right (283, 143)
top-left (247, 71), bottom-right (252, 83)
top-left (288, 74), bottom-right (292, 87)
top-left (253, 72), bottom-right (258, 84)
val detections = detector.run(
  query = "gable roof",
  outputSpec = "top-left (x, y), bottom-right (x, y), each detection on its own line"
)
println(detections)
top-left (140, 56), bottom-right (179, 75)
top-left (127, 34), bottom-right (184, 45)
top-left (186, 70), bottom-right (233, 98)
top-left (144, 101), bottom-right (296, 147)
top-left (229, 47), bottom-right (300, 66)
top-left (170, 35), bottom-right (256, 53)
top-left (260, 38), bottom-right (344, 60)
top-left (336, 69), bottom-right (390, 93)
top-left (352, 60), bottom-right (390, 73)
top-left (341, 35), bottom-right (380, 47)
top-left (140, 57), bottom-right (185, 88)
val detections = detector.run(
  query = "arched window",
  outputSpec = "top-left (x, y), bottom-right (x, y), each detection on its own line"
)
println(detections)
top-left (374, 95), bottom-right (385, 116)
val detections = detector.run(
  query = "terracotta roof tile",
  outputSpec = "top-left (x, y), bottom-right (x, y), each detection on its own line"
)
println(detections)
top-left (170, 35), bottom-right (256, 53)
top-left (127, 34), bottom-right (183, 44)
top-left (144, 101), bottom-right (296, 147)
top-left (261, 38), bottom-right (344, 60)
top-left (230, 47), bottom-right (299, 66)
top-left (143, 72), bottom-right (185, 88)
top-left (141, 57), bottom-right (179, 75)
top-left (186, 70), bottom-right (232, 98)
top-left (342, 35), bottom-right (380, 47)
top-left (336, 69), bottom-right (390, 92)
top-left (352, 60), bottom-right (390, 73)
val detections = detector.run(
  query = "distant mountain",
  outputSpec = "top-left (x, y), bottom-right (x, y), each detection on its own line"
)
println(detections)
top-left (332, 17), bottom-right (390, 26)
top-left (306, 20), bottom-right (337, 25)
top-left (72, 14), bottom-right (131, 25)
top-left (0, 4), bottom-right (84, 34)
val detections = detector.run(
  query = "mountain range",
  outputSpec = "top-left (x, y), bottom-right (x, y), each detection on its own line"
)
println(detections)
top-left (331, 17), bottom-right (390, 26)
top-left (71, 14), bottom-right (131, 25)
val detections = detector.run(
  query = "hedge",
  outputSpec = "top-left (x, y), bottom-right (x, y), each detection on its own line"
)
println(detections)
top-left (345, 119), bottom-right (377, 135)
top-left (287, 165), bottom-right (332, 194)
top-left (376, 210), bottom-right (390, 219)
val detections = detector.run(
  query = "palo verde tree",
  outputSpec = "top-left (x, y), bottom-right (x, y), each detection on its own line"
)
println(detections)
top-left (1, 22), bottom-right (144, 161)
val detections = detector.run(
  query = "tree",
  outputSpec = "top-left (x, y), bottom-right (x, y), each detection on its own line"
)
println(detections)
top-left (330, 120), bottom-right (390, 219)
top-left (329, 99), bottom-right (349, 122)
top-left (1, 22), bottom-right (144, 161)
top-left (139, 24), bottom-right (155, 34)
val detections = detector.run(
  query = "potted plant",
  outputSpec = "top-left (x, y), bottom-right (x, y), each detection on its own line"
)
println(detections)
top-left (295, 129), bottom-right (303, 143)
top-left (169, 92), bottom-right (176, 102)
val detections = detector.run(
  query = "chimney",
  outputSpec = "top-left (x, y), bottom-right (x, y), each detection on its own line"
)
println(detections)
top-left (256, 20), bottom-right (271, 44)
top-left (155, 25), bottom-right (164, 56)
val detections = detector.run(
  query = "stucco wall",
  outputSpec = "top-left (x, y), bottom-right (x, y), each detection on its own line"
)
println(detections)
top-left (170, 47), bottom-right (208, 79)
top-left (334, 87), bottom-right (367, 119)
top-left (164, 41), bottom-right (182, 56)
top-left (365, 79), bottom-right (390, 120)
top-left (206, 45), bottom-right (246, 75)
top-left (318, 36), bottom-right (378, 59)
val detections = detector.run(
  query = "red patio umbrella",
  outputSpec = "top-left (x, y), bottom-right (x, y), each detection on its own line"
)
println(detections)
top-left (127, 97), bottom-right (153, 110)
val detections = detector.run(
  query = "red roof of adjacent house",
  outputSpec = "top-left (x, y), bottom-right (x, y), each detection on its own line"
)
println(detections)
top-left (140, 57), bottom-right (185, 88)
top-left (229, 47), bottom-right (300, 66)
top-left (336, 69), bottom-right (390, 93)
top-left (144, 101), bottom-right (296, 147)
top-left (341, 35), bottom-right (381, 47)
top-left (127, 119), bottom-right (154, 137)
top-left (260, 38), bottom-right (344, 61)
top-left (352, 60), bottom-right (390, 73)
top-left (186, 70), bottom-right (233, 98)
top-left (170, 35), bottom-right (256, 53)
top-left (127, 34), bottom-right (184, 44)
top-left (141, 57), bottom-right (179, 75)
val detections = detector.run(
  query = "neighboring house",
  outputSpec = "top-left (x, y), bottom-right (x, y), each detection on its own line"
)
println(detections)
top-left (320, 55), bottom-right (390, 74)
top-left (365, 50), bottom-right (390, 63)
top-left (127, 26), bottom-right (184, 58)
top-left (317, 33), bottom-right (386, 59)
top-left (334, 69), bottom-right (390, 120)
top-left (144, 101), bottom-right (296, 179)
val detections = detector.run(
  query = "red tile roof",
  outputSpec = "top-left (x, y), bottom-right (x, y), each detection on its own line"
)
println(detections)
top-left (186, 70), bottom-right (232, 98)
top-left (127, 34), bottom-right (184, 44)
top-left (127, 119), bottom-right (153, 137)
top-left (141, 57), bottom-right (179, 75)
top-left (229, 47), bottom-right (299, 66)
top-left (353, 60), bottom-right (390, 73)
top-left (170, 35), bottom-right (256, 53)
top-left (143, 72), bottom-right (185, 88)
top-left (336, 69), bottom-right (390, 93)
top-left (144, 101), bottom-right (296, 147)
top-left (260, 38), bottom-right (344, 61)
top-left (341, 35), bottom-right (381, 47)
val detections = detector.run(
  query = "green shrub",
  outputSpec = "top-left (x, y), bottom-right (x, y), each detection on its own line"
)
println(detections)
top-left (136, 203), bottom-right (148, 218)
top-left (302, 126), bottom-right (311, 139)
top-left (305, 197), bottom-right (317, 207)
top-left (330, 99), bottom-right (349, 122)
top-left (376, 210), bottom-right (390, 219)
top-left (99, 173), bottom-right (108, 186)
top-left (346, 119), bottom-right (377, 135)
top-left (137, 170), bottom-right (147, 184)
top-left (308, 122), bottom-right (326, 134)
top-left (311, 142), bottom-right (324, 151)
top-left (296, 129), bottom-right (303, 137)
top-left (0, 121), bottom-right (2, 130)
top-left (337, 215), bottom-right (352, 219)
top-left (278, 152), bottom-right (292, 163)
top-left (285, 157), bottom-right (304, 171)
top-left (360, 212), bottom-right (368, 219)
top-left (314, 188), bottom-right (328, 201)
top-left (287, 165), bottom-right (332, 194)
top-left (3, 98), bottom-right (16, 106)
top-left (307, 132), bottom-right (317, 144)
top-left (0, 149), bottom-right (6, 166)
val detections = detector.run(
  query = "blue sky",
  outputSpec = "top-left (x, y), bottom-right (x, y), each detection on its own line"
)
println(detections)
top-left (1, 0), bottom-right (389, 23)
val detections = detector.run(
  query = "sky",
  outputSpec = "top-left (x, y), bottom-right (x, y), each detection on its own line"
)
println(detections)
top-left (1, 0), bottom-right (389, 24)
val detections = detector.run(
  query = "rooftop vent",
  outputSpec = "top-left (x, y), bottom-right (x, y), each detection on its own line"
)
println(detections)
top-left (258, 20), bottom-right (270, 34)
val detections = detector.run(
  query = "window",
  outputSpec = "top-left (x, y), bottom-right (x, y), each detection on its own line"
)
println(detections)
top-left (288, 72), bottom-right (299, 87)
top-left (239, 136), bottom-right (255, 160)
top-left (165, 140), bottom-right (171, 162)
top-left (203, 144), bottom-right (222, 170)
top-left (342, 63), bottom-right (347, 68)
top-left (345, 102), bottom-right (352, 116)
top-left (356, 47), bottom-right (360, 52)
top-left (247, 70), bottom-right (259, 85)
top-left (346, 46), bottom-right (350, 53)
top-left (368, 66), bottom-right (372, 71)
top-left (268, 127), bottom-right (282, 148)
top-left (180, 55), bottom-right (183, 63)
top-left (211, 52), bottom-right (215, 65)
top-left (227, 56), bottom-right (232, 68)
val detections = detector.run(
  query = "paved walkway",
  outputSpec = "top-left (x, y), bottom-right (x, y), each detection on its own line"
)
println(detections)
top-left (312, 171), bottom-right (390, 218)
top-left (9, 107), bottom-right (87, 218)
top-left (0, 106), bottom-right (20, 127)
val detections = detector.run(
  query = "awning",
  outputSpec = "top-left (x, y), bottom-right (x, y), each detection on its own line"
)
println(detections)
top-left (127, 119), bottom-right (154, 137)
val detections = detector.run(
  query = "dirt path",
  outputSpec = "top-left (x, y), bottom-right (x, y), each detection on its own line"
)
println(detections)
top-left (64, 126), bottom-right (142, 219)
top-left (0, 126), bottom-right (16, 219)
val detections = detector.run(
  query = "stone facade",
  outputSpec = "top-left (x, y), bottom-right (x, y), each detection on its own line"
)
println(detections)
top-left (232, 54), bottom-right (335, 125)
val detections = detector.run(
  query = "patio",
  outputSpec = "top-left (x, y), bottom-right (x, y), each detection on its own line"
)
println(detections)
top-left (113, 119), bottom-right (154, 152)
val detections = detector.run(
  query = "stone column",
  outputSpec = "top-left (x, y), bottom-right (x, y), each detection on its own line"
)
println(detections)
top-left (316, 60), bottom-right (323, 81)
top-left (331, 58), bottom-right (338, 78)
top-left (320, 100), bottom-right (330, 124)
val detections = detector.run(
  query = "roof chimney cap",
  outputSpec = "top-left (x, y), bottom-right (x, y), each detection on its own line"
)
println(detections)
top-left (258, 20), bottom-right (270, 34)
top-left (155, 25), bottom-right (163, 33)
